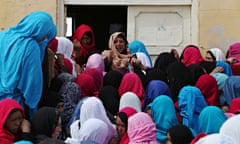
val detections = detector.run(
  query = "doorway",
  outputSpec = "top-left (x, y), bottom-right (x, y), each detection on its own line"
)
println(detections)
top-left (66, 5), bottom-right (128, 52)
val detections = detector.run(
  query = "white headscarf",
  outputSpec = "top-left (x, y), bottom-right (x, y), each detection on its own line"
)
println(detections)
top-left (220, 114), bottom-right (240, 143)
top-left (196, 133), bottom-right (236, 144)
top-left (209, 48), bottom-right (226, 61)
top-left (119, 92), bottom-right (142, 112)
top-left (80, 97), bottom-right (117, 143)
top-left (135, 52), bottom-right (152, 68)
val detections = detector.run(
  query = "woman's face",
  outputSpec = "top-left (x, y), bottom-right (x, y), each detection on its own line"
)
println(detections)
top-left (51, 117), bottom-right (62, 139)
top-left (5, 110), bottom-right (23, 134)
top-left (205, 52), bottom-right (214, 62)
top-left (116, 116), bottom-right (126, 138)
top-left (114, 36), bottom-right (126, 54)
top-left (81, 33), bottom-right (92, 46)
top-left (166, 132), bottom-right (173, 144)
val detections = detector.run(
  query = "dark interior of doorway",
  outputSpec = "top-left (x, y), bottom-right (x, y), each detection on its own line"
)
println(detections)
top-left (67, 5), bottom-right (128, 52)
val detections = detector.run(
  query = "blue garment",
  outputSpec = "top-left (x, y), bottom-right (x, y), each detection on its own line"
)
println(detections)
top-left (223, 76), bottom-right (240, 104)
top-left (199, 106), bottom-right (227, 134)
top-left (178, 86), bottom-right (207, 136)
top-left (128, 40), bottom-right (153, 67)
top-left (216, 61), bottom-right (233, 76)
top-left (14, 140), bottom-right (33, 144)
top-left (144, 80), bottom-right (172, 111)
top-left (0, 11), bottom-right (56, 113)
top-left (151, 95), bottom-right (178, 144)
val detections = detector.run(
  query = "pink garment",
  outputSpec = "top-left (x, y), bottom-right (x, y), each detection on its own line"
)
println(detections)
top-left (228, 42), bottom-right (240, 62)
top-left (118, 72), bottom-right (144, 106)
top-left (182, 46), bottom-right (204, 66)
top-left (128, 112), bottom-right (159, 144)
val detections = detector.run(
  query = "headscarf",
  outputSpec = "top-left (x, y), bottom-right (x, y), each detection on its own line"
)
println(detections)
top-left (212, 72), bottom-right (229, 91)
top-left (168, 124), bottom-right (194, 144)
top-left (119, 92), bottom-right (142, 112)
top-left (187, 64), bottom-right (206, 84)
top-left (128, 40), bottom-right (153, 67)
top-left (0, 11), bottom-right (56, 111)
top-left (118, 72), bottom-right (144, 106)
top-left (195, 133), bottom-right (236, 144)
top-left (166, 62), bottom-right (194, 102)
top-left (128, 112), bottom-right (158, 144)
top-left (227, 42), bottom-right (240, 63)
top-left (99, 85), bottom-right (120, 123)
top-left (181, 46), bottom-right (204, 66)
top-left (42, 91), bottom-right (63, 108)
top-left (223, 76), bottom-right (240, 105)
top-left (151, 96), bottom-right (178, 144)
top-left (220, 114), bottom-right (240, 143)
top-left (31, 107), bottom-right (60, 137)
top-left (0, 98), bottom-right (24, 143)
top-left (198, 106), bottom-right (227, 134)
top-left (154, 52), bottom-right (177, 73)
top-left (178, 86), bottom-right (207, 136)
top-left (59, 82), bottom-right (81, 125)
top-left (118, 107), bottom-right (138, 144)
top-left (103, 70), bottom-right (123, 89)
top-left (230, 98), bottom-right (240, 114)
top-left (144, 80), bottom-right (171, 110)
top-left (72, 24), bottom-right (96, 65)
top-left (144, 68), bottom-right (168, 88)
top-left (57, 72), bottom-right (75, 84)
top-left (108, 32), bottom-right (128, 53)
top-left (216, 61), bottom-right (233, 76)
top-left (85, 53), bottom-right (106, 76)
top-left (195, 74), bottom-right (220, 106)
top-left (135, 52), bottom-right (152, 68)
top-left (75, 73), bottom-right (98, 98)
top-left (66, 118), bottom-right (109, 144)
top-left (79, 97), bottom-right (117, 144)
top-left (208, 48), bottom-right (226, 61)
top-left (83, 68), bottom-right (103, 91)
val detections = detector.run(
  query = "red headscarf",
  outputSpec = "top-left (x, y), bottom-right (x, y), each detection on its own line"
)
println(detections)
top-left (72, 24), bottom-right (96, 58)
top-left (64, 58), bottom-right (73, 74)
top-left (228, 42), bottom-right (240, 62)
top-left (230, 98), bottom-right (240, 114)
top-left (118, 72), bottom-right (144, 106)
top-left (195, 74), bottom-right (220, 106)
top-left (0, 98), bottom-right (24, 143)
top-left (182, 46), bottom-right (204, 66)
top-left (75, 73), bottom-right (98, 98)
top-left (118, 107), bottom-right (137, 144)
top-left (48, 37), bottom-right (58, 53)
top-left (83, 68), bottom-right (103, 91)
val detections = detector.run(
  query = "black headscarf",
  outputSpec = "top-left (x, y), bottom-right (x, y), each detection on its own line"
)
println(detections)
top-left (187, 64), bottom-right (206, 84)
top-left (168, 124), bottom-right (194, 144)
top-left (103, 70), bottom-right (123, 89)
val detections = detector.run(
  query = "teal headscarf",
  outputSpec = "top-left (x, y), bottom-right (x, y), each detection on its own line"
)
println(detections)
top-left (151, 95), bottom-right (178, 144)
top-left (0, 11), bottom-right (56, 111)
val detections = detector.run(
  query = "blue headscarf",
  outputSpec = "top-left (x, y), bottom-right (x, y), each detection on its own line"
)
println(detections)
top-left (151, 95), bottom-right (178, 144)
top-left (199, 106), bottom-right (227, 134)
top-left (178, 86), bottom-right (207, 136)
top-left (216, 61), bottom-right (233, 76)
top-left (0, 11), bottom-right (56, 111)
top-left (223, 76), bottom-right (240, 105)
top-left (128, 40), bottom-right (153, 67)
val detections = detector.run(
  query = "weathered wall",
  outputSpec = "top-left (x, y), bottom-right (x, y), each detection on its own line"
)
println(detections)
top-left (0, 0), bottom-right (57, 31)
top-left (199, 0), bottom-right (240, 55)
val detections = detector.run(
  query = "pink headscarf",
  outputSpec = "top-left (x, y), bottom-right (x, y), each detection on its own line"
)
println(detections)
top-left (182, 46), bottom-right (204, 66)
top-left (228, 42), bottom-right (240, 62)
top-left (118, 72), bottom-right (144, 106)
top-left (85, 53), bottom-right (106, 76)
top-left (128, 112), bottom-right (158, 144)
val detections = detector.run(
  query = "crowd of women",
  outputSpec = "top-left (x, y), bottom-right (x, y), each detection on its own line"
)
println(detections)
top-left (0, 11), bottom-right (240, 144)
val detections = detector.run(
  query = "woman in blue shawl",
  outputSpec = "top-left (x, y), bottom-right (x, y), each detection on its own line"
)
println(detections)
top-left (0, 11), bottom-right (56, 118)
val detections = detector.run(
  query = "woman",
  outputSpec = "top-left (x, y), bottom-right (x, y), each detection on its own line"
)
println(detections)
top-left (0, 11), bottom-right (56, 117)
top-left (116, 107), bottom-right (137, 144)
top-left (119, 92), bottom-right (142, 112)
top-left (0, 99), bottom-right (27, 143)
top-left (31, 107), bottom-right (62, 143)
top-left (166, 124), bottom-right (194, 144)
top-left (72, 24), bottom-right (96, 66)
top-left (127, 112), bottom-right (159, 144)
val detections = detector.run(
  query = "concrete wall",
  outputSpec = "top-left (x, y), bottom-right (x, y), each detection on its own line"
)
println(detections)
top-left (0, 0), bottom-right (57, 31)
top-left (199, 0), bottom-right (240, 56)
